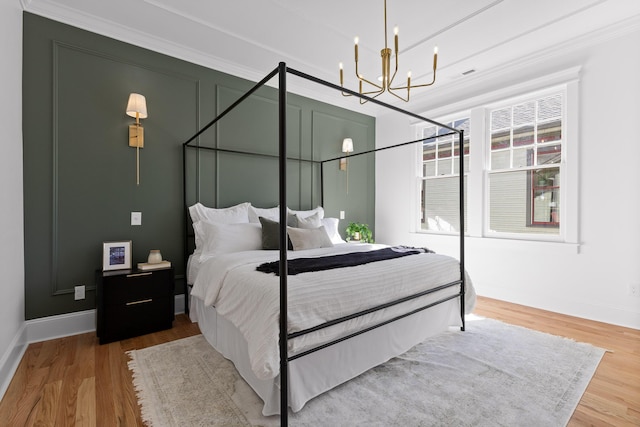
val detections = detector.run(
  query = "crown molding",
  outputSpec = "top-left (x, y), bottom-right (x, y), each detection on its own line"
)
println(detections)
top-left (23, 1), bottom-right (377, 116)
top-left (23, 1), bottom-right (640, 118)
top-left (403, 13), bottom-right (640, 117)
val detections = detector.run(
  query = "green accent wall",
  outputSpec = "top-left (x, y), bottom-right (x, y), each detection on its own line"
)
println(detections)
top-left (22, 13), bottom-right (375, 320)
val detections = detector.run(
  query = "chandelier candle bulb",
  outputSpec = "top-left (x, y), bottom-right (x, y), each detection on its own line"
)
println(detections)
top-left (394, 26), bottom-right (399, 52)
top-left (354, 37), bottom-right (359, 61)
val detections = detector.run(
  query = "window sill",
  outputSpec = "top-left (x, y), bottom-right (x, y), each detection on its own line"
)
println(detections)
top-left (411, 231), bottom-right (580, 255)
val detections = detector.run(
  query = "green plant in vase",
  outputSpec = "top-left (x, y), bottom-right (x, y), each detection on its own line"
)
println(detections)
top-left (345, 222), bottom-right (374, 243)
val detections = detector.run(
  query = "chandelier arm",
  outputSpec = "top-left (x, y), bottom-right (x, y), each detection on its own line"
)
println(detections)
top-left (360, 87), bottom-right (385, 96)
top-left (394, 79), bottom-right (436, 91)
top-left (357, 75), bottom-right (383, 90)
top-left (391, 70), bottom-right (436, 91)
top-left (387, 61), bottom-right (399, 89)
top-left (354, 57), bottom-right (383, 90)
top-left (388, 43), bottom-right (399, 88)
top-left (359, 88), bottom-right (386, 105)
top-left (387, 87), bottom-right (409, 102)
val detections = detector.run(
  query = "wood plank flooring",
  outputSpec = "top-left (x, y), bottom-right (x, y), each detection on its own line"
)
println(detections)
top-left (0, 297), bottom-right (638, 426)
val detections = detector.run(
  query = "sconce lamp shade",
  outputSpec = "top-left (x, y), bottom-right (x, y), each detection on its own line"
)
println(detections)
top-left (126, 93), bottom-right (148, 118)
top-left (342, 138), bottom-right (354, 153)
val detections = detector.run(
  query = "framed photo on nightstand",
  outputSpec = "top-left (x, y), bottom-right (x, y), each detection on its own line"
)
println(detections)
top-left (102, 240), bottom-right (132, 271)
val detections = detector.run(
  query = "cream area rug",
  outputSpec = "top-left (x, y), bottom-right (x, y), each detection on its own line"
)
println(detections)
top-left (127, 316), bottom-right (605, 426)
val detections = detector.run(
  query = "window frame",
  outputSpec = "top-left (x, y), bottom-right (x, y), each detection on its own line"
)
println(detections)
top-left (415, 114), bottom-right (470, 236)
top-left (485, 89), bottom-right (565, 241)
top-left (412, 69), bottom-right (579, 244)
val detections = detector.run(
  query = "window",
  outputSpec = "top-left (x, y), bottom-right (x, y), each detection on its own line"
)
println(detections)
top-left (419, 118), bottom-right (469, 233)
top-left (488, 93), bottom-right (563, 236)
top-left (414, 76), bottom-right (577, 244)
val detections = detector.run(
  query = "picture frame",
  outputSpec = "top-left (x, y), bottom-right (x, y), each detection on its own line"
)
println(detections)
top-left (102, 240), bottom-right (132, 271)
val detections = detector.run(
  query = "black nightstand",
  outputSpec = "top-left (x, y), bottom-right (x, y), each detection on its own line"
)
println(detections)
top-left (96, 266), bottom-right (175, 344)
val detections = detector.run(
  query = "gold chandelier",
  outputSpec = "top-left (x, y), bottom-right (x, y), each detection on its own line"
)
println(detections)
top-left (339, 0), bottom-right (438, 103)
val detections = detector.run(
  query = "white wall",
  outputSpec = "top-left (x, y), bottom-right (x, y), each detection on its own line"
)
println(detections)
top-left (376, 24), bottom-right (640, 329)
top-left (0, 0), bottom-right (27, 398)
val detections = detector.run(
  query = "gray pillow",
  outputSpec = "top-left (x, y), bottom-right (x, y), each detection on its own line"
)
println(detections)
top-left (287, 226), bottom-right (334, 251)
top-left (259, 217), bottom-right (292, 250)
top-left (294, 212), bottom-right (322, 229)
top-left (286, 213), bottom-right (300, 228)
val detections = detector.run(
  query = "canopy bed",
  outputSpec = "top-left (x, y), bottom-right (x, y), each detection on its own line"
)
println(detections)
top-left (182, 63), bottom-right (473, 425)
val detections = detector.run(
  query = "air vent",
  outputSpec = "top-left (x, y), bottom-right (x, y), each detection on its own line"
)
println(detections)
top-left (462, 69), bottom-right (476, 76)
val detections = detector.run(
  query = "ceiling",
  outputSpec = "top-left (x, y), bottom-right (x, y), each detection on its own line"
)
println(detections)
top-left (24, 0), bottom-right (640, 115)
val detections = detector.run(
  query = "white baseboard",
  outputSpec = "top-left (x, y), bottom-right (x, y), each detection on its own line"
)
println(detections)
top-left (0, 294), bottom-right (186, 401)
top-left (0, 324), bottom-right (28, 402)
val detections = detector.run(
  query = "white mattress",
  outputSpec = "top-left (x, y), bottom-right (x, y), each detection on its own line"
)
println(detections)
top-left (190, 243), bottom-right (476, 381)
top-left (188, 243), bottom-right (476, 414)
top-left (190, 293), bottom-right (463, 415)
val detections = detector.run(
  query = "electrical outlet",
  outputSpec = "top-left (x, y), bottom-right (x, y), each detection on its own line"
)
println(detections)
top-left (630, 283), bottom-right (640, 298)
top-left (340, 211), bottom-right (345, 220)
top-left (74, 285), bottom-right (85, 300)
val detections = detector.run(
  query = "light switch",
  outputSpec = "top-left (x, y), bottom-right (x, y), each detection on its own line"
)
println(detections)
top-left (131, 211), bottom-right (142, 226)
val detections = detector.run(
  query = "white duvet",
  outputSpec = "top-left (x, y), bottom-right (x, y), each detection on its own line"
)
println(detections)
top-left (190, 243), bottom-right (476, 381)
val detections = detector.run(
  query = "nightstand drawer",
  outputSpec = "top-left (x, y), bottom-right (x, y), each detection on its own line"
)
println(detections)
top-left (96, 266), bottom-right (175, 344)
top-left (100, 296), bottom-right (174, 344)
top-left (102, 268), bottom-right (173, 306)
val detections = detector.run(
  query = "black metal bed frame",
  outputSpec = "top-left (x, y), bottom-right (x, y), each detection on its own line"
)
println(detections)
top-left (182, 62), bottom-right (465, 425)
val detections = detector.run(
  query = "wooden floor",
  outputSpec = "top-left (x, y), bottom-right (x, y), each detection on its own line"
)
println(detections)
top-left (0, 297), bottom-right (638, 426)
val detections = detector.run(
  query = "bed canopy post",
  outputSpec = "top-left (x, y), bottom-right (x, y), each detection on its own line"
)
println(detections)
top-left (277, 61), bottom-right (290, 426)
top-left (458, 129), bottom-right (466, 332)
top-left (182, 143), bottom-right (189, 314)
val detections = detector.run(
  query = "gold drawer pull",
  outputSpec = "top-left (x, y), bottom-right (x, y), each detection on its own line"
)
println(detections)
top-left (126, 272), bottom-right (153, 278)
top-left (126, 298), bottom-right (153, 306)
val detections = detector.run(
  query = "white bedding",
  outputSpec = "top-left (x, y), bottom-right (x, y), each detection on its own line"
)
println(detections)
top-left (190, 243), bottom-right (476, 381)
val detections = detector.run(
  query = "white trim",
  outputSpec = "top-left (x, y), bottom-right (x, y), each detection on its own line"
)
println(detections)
top-left (24, 294), bottom-right (186, 344)
top-left (22, 1), bottom-right (377, 116)
top-left (406, 13), bottom-right (640, 116)
top-left (0, 294), bottom-right (186, 401)
top-left (0, 324), bottom-right (27, 402)
top-left (414, 70), bottom-right (580, 245)
top-left (483, 87), bottom-right (567, 241)
top-left (25, 309), bottom-right (96, 344)
top-left (414, 66), bottom-right (581, 123)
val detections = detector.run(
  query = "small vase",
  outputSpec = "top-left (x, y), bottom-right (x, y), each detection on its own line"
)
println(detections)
top-left (148, 250), bottom-right (162, 264)
top-left (353, 231), bottom-right (360, 241)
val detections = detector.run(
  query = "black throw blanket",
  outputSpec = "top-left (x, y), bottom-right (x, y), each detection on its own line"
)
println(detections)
top-left (256, 246), bottom-right (433, 276)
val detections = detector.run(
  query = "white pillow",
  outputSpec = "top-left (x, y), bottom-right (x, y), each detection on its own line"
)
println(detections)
top-left (193, 222), bottom-right (261, 261)
top-left (295, 211), bottom-right (322, 229)
top-left (321, 217), bottom-right (346, 244)
top-left (288, 206), bottom-right (324, 220)
top-left (189, 202), bottom-right (250, 224)
top-left (287, 226), bottom-right (334, 251)
top-left (249, 205), bottom-right (280, 223)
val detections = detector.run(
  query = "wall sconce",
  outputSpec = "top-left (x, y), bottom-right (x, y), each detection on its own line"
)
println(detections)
top-left (126, 93), bottom-right (148, 185)
top-left (340, 138), bottom-right (354, 171)
top-left (340, 138), bottom-right (354, 193)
